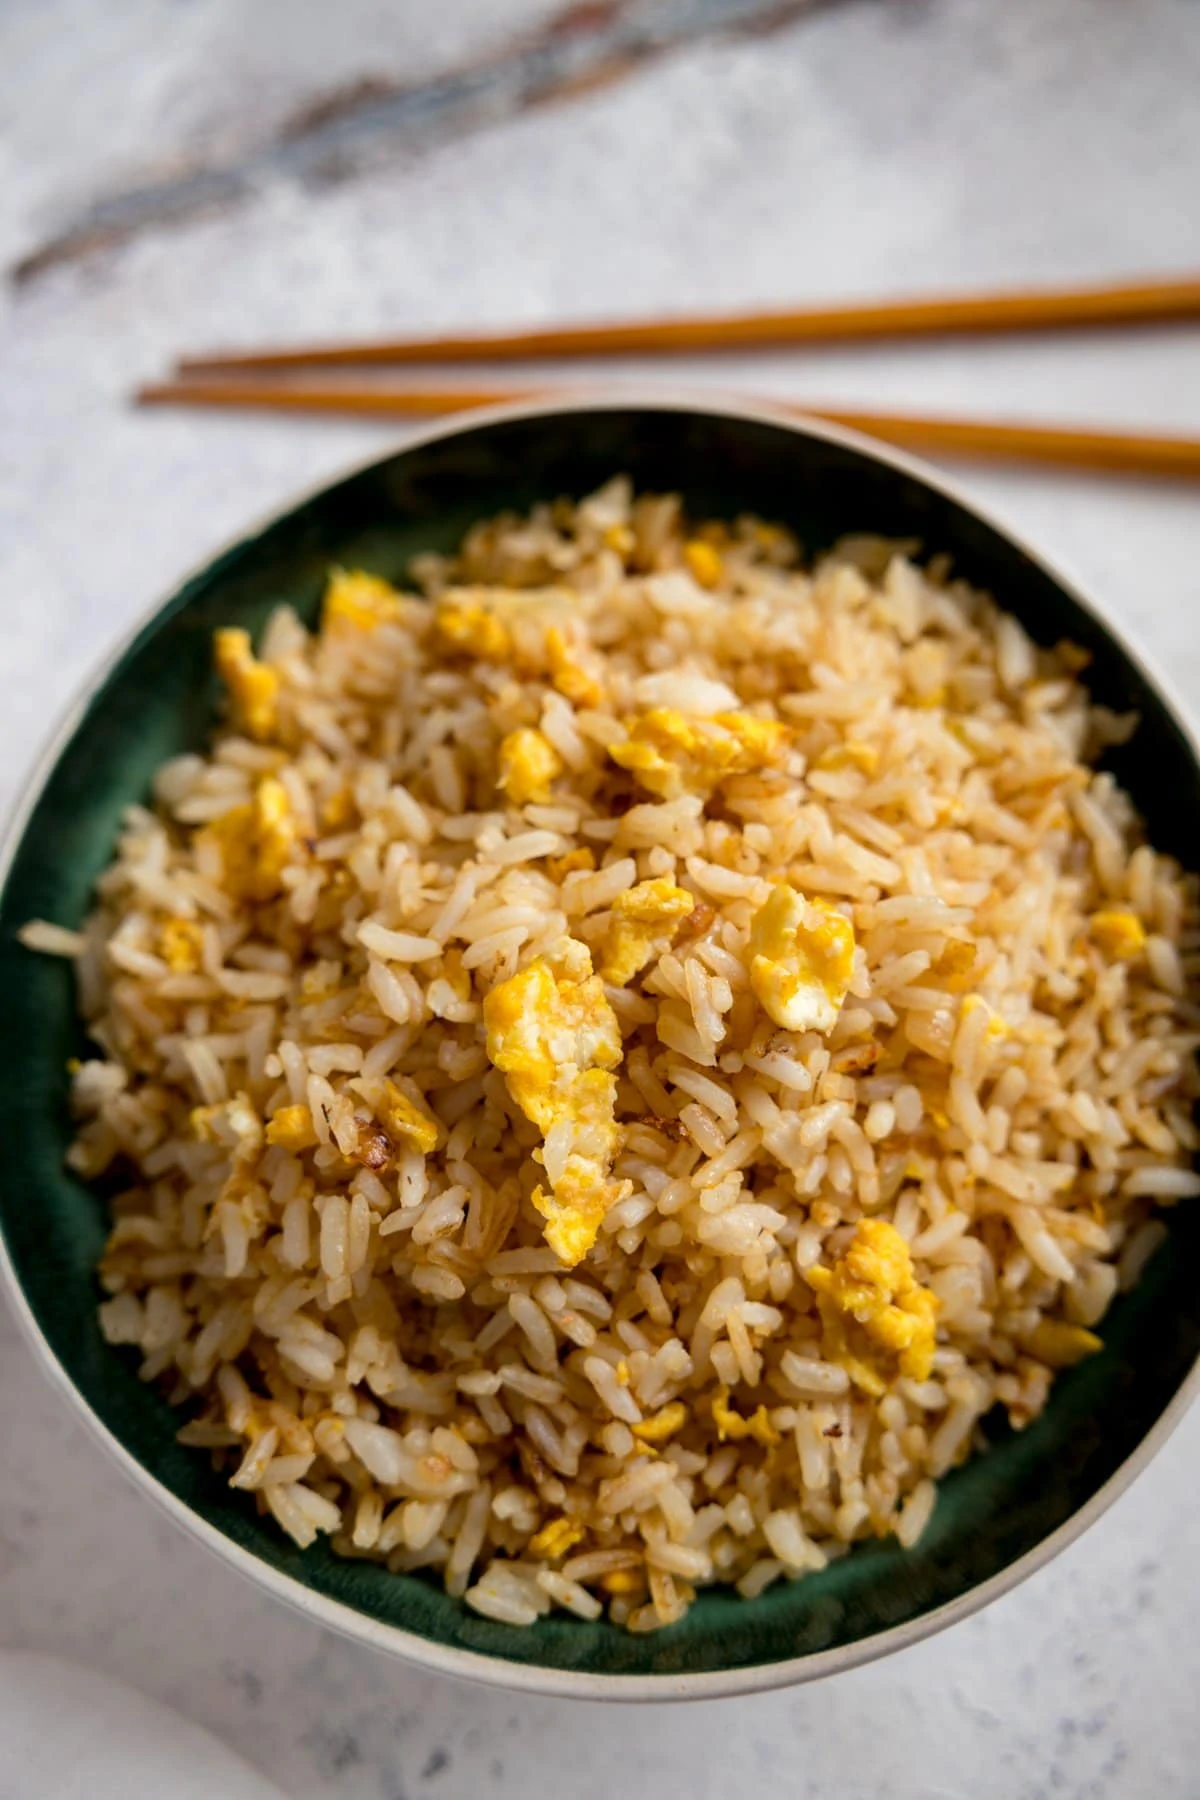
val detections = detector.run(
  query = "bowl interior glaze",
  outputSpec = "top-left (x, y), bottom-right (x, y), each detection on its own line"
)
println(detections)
top-left (1, 403), bottom-right (1197, 1691)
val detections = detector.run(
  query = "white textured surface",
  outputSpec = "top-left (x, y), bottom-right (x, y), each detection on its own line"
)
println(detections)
top-left (1, 1), bottom-right (1199, 1793)
top-left (0, 1652), bottom-right (286, 1799)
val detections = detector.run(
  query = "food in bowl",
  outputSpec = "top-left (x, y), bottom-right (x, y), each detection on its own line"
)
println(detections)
top-left (22, 477), bottom-right (1200, 1634)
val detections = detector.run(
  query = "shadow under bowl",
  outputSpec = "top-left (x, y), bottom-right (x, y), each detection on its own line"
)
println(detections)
top-left (1, 398), bottom-right (1197, 1698)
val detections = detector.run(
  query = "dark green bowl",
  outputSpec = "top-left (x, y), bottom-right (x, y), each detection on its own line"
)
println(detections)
top-left (2, 399), bottom-right (1197, 1697)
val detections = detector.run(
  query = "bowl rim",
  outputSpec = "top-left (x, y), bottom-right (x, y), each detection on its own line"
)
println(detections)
top-left (2, 387), bottom-right (1198, 1701)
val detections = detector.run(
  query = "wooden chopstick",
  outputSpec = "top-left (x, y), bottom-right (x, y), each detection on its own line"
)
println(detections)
top-left (135, 379), bottom-right (1200, 481)
top-left (175, 275), bottom-right (1200, 372)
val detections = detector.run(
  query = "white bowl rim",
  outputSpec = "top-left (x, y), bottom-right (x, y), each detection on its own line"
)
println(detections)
top-left (1, 387), bottom-right (1197, 1702)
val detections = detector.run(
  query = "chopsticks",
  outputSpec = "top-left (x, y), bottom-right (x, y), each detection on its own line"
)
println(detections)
top-left (144, 271), bottom-right (1200, 483)
top-left (136, 380), bottom-right (1200, 482)
top-left (175, 274), bottom-right (1200, 370)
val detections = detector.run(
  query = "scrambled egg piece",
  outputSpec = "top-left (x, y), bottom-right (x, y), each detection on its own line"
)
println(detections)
top-left (683, 539), bottom-right (723, 589)
top-left (200, 778), bottom-right (297, 903)
top-left (265, 1104), bottom-right (319, 1151)
top-left (190, 1092), bottom-right (263, 1160)
top-left (712, 1388), bottom-right (781, 1449)
top-left (1022, 1320), bottom-right (1102, 1368)
top-left (600, 878), bottom-right (695, 986)
top-left (214, 628), bottom-right (279, 742)
top-left (546, 626), bottom-right (604, 709)
top-left (609, 709), bottom-right (788, 800)
top-left (935, 940), bottom-right (977, 983)
top-left (600, 1568), bottom-right (644, 1595)
top-left (1089, 909), bottom-right (1146, 960)
top-left (254, 779), bottom-right (295, 886)
top-left (158, 917), bottom-right (205, 973)
top-left (435, 598), bottom-right (511, 660)
top-left (631, 1401), bottom-right (688, 1445)
top-left (547, 846), bottom-right (596, 883)
top-left (497, 727), bottom-right (564, 807)
top-left (747, 884), bottom-right (855, 1034)
top-left (528, 1517), bottom-right (585, 1561)
top-left (483, 939), bottom-right (623, 1266)
top-left (806, 1218), bottom-right (939, 1384)
top-left (322, 568), bottom-right (400, 631)
top-left (380, 1081), bottom-right (443, 1155)
top-left (813, 741), bottom-right (880, 776)
top-left (320, 785), bottom-right (356, 830)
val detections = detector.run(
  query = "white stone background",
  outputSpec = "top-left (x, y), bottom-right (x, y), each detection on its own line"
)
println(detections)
top-left (2, 1), bottom-right (1199, 1793)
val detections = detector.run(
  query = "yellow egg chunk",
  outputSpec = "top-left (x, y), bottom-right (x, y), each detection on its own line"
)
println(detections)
top-left (189, 1104), bottom-right (219, 1141)
top-left (546, 846), bottom-right (596, 882)
top-left (528, 1517), bottom-right (585, 1560)
top-left (435, 598), bottom-right (512, 660)
top-left (158, 917), bottom-right (205, 973)
top-left (936, 940), bottom-right (977, 980)
top-left (497, 727), bottom-right (564, 807)
top-left (380, 1081), bottom-right (443, 1155)
top-left (252, 778), bottom-right (297, 897)
top-left (189, 1092), bottom-right (262, 1159)
top-left (545, 626), bottom-right (604, 708)
top-left (320, 785), bottom-right (356, 830)
top-left (600, 878), bottom-right (696, 986)
top-left (631, 1401), bottom-right (689, 1444)
top-left (213, 628), bottom-right (279, 742)
top-left (197, 806), bottom-right (253, 900)
top-left (1089, 909), bottom-right (1147, 960)
top-left (322, 568), bottom-right (401, 631)
top-left (609, 708), bottom-right (788, 800)
top-left (806, 1218), bottom-right (940, 1382)
top-left (712, 1388), bottom-right (780, 1448)
top-left (199, 777), bottom-right (298, 903)
top-left (483, 940), bottom-right (624, 1266)
top-left (813, 741), bottom-right (880, 776)
top-left (683, 538), bottom-right (723, 588)
top-left (748, 884), bottom-right (856, 1034)
top-left (265, 1103), bottom-right (319, 1151)
top-left (531, 1178), bottom-right (608, 1268)
top-left (600, 1568), bottom-right (644, 1596)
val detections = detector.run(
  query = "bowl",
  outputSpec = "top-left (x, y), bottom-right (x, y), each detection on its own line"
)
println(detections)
top-left (2, 396), bottom-right (1198, 1698)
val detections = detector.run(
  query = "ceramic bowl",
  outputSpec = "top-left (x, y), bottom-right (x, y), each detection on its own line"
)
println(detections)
top-left (2, 397), bottom-right (1197, 1698)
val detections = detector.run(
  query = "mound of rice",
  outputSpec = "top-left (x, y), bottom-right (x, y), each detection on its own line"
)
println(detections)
top-left (23, 477), bottom-right (1200, 1633)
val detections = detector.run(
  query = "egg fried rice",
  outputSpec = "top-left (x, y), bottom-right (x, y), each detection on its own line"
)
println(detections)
top-left (23, 478), bottom-right (1200, 1633)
